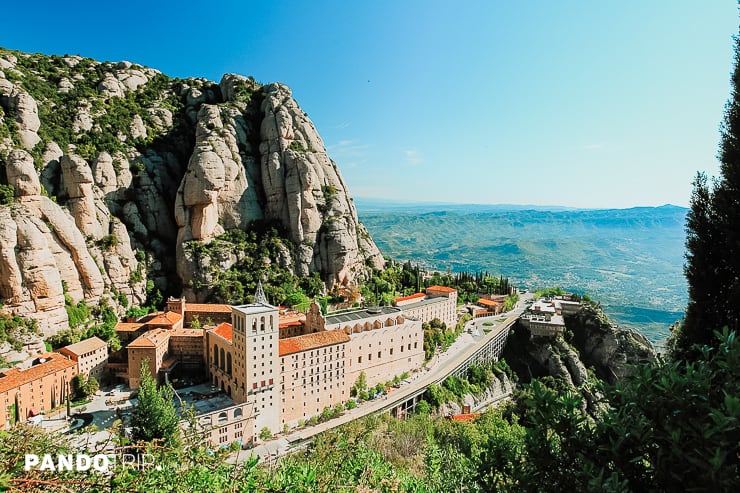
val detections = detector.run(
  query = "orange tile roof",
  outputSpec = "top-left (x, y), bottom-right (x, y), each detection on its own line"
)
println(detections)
top-left (144, 311), bottom-right (183, 326)
top-left (128, 328), bottom-right (171, 348)
top-left (279, 330), bottom-right (350, 356)
top-left (213, 322), bottom-right (233, 343)
top-left (477, 298), bottom-right (501, 307)
top-left (185, 303), bottom-right (232, 313)
top-left (451, 413), bottom-right (480, 422)
top-left (170, 328), bottom-right (204, 338)
top-left (115, 322), bottom-right (144, 332)
top-left (0, 353), bottom-right (77, 394)
top-left (58, 337), bottom-right (107, 357)
top-left (279, 311), bottom-right (305, 328)
top-left (395, 293), bottom-right (426, 303)
top-left (426, 285), bottom-right (457, 293)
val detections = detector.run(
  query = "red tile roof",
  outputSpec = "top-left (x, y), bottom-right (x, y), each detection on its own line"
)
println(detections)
top-left (426, 285), bottom-right (457, 293)
top-left (0, 353), bottom-right (77, 394)
top-left (185, 303), bottom-right (232, 313)
top-left (115, 322), bottom-right (144, 332)
top-left (395, 293), bottom-right (426, 303)
top-left (477, 298), bottom-right (500, 307)
top-left (128, 328), bottom-right (171, 348)
top-left (213, 322), bottom-right (233, 343)
top-left (170, 328), bottom-right (204, 338)
top-left (279, 311), bottom-right (305, 329)
top-left (279, 330), bottom-right (350, 356)
top-left (144, 311), bottom-right (182, 326)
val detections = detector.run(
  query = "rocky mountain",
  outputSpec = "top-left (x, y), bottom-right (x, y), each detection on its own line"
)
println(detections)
top-left (503, 302), bottom-right (657, 414)
top-left (0, 49), bottom-right (383, 335)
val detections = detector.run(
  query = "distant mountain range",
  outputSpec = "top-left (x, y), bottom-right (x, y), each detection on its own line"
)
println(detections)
top-left (356, 199), bottom-right (688, 345)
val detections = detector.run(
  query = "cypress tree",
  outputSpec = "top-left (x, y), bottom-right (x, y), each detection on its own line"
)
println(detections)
top-left (675, 30), bottom-right (740, 359)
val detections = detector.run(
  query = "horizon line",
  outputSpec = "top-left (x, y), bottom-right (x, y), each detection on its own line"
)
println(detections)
top-left (352, 196), bottom-right (689, 211)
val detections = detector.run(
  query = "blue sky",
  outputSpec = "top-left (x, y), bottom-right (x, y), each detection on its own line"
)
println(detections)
top-left (2, 1), bottom-right (737, 208)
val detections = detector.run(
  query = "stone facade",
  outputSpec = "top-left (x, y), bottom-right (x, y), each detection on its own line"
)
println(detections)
top-left (184, 402), bottom-right (255, 448)
top-left (202, 301), bottom-right (426, 438)
top-left (322, 306), bottom-right (425, 392)
top-left (127, 328), bottom-right (170, 389)
top-left (0, 353), bottom-right (77, 429)
top-left (58, 337), bottom-right (108, 381)
top-left (394, 285), bottom-right (458, 329)
top-left (278, 330), bottom-right (348, 427)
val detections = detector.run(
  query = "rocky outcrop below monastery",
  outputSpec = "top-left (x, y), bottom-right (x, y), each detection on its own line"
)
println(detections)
top-left (503, 303), bottom-right (657, 413)
top-left (0, 49), bottom-right (383, 335)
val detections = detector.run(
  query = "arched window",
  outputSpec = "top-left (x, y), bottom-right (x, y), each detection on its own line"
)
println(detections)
top-left (234, 407), bottom-right (243, 419)
top-left (269, 315), bottom-right (273, 329)
top-left (213, 344), bottom-right (219, 367)
top-left (220, 348), bottom-right (225, 371)
top-left (260, 316), bottom-right (265, 331)
top-left (218, 412), bottom-right (228, 424)
top-left (227, 353), bottom-right (232, 375)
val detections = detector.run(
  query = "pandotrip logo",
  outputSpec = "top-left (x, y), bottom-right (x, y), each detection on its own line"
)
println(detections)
top-left (24, 453), bottom-right (159, 473)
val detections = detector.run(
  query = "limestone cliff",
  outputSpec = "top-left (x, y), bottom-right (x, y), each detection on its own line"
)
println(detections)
top-left (502, 302), bottom-right (657, 414)
top-left (0, 48), bottom-right (384, 334)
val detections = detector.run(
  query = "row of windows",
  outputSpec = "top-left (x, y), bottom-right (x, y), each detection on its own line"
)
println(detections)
top-left (355, 343), bottom-right (417, 364)
top-left (233, 314), bottom-right (275, 333)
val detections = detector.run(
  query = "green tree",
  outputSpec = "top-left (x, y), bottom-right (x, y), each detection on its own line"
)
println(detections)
top-left (0, 184), bottom-right (14, 206)
top-left (676, 29), bottom-right (740, 359)
top-left (71, 374), bottom-right (99, 400)
top-left (259, 427), bottom-right (272, 441)
top-left (284, 290), bottom-right (308, 307)
top-left (352, 371), bottom-right (367, 397)
top-left (130, 360), bottom-right (180, 447)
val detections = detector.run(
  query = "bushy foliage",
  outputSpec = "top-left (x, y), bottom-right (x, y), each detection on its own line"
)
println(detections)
top-left (0, 184), bottom-right (15, 206)
top-left (70, 373), bottom-right (99, 400)
top-left (185, 223), bottom-right (308, 306)
top-left (0, 312), bottom-right (38, 352)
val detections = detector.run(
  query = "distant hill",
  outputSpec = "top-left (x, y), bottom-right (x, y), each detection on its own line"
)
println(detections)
top-left (357, 201), bottom-right (688, 344)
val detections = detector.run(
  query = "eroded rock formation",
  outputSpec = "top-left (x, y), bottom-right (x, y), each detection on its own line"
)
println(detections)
top-left (0, 48), bottom-right (383, 334)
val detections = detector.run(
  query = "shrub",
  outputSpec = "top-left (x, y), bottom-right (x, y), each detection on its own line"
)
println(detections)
top-left (259, 427), bottom-right (272, 441)
top-left (0, 184), bottom-right (15, 206)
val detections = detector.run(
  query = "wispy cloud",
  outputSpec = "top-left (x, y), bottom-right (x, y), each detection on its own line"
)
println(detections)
top-left (404, 149), bottom-right (423, 166)
top-left (581, 143), bottom-right (604, 150)
top-left (334, 122), bottom-right (351, 129)
top-left (326, 140), bottom-right (369, 168)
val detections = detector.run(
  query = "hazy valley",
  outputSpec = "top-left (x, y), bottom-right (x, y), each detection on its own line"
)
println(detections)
top-left (357, 199), bottom-right (688, 345)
